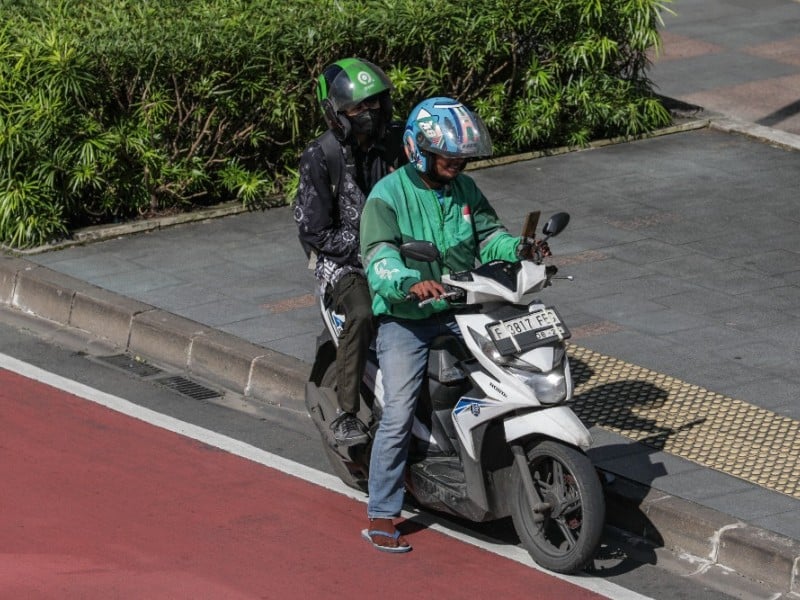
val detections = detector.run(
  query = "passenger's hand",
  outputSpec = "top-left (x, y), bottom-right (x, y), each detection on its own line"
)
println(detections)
top-left (409, 280), bottom-right (446, 301)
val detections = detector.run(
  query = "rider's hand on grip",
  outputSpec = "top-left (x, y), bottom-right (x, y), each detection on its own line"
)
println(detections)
top-left (537, 240), bottom-right (552, 259)
top-left (408, 280), bottom-right (446, 305)
top-left (516, 237), bottom-right (552, 263)
top-left (516, 237), bottom-right (549, 261)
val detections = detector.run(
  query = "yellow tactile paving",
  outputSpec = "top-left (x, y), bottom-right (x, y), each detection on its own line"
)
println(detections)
top-left (567, 344), bottom-right (800, 499)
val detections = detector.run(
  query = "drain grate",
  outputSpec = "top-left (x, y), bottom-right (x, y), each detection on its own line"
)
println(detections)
top-left (156, 375), bottom-right (222, 400)
top-left (96, 354), bottom-right (163, 378)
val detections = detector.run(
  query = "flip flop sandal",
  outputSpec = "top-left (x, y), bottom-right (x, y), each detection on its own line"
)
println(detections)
top-left (361, 528), bottom-right (412, 553)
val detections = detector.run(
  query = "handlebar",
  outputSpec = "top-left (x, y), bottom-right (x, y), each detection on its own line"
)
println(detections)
top-left (403, 262), bottom-right (572, 306)
top-left (404, 288), bottom-right (465, 308)
top-left (417, 290), bottom-right (463, 308)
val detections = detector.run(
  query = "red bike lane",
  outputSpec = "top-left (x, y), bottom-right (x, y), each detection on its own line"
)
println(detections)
top-left (0, 366), bottom-right (610, 599)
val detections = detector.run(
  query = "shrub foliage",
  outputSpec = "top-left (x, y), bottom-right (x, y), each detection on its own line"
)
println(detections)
top-left (0, 0), bottom-right (672, 248)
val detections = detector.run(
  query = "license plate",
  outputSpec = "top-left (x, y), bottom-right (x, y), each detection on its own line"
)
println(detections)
top-left (487, 307), bottom-right (570, 355)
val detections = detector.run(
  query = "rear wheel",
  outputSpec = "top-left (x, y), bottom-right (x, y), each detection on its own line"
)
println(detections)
top-left (510, 440), bottom-right (605, 574)
top-left (319, 362), bottom-right (369, 492)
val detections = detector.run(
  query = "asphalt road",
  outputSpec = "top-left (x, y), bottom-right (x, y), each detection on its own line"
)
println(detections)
top-left (5, 368), bottom-right (615, 599)
top-left (0, 306), bottom-right (746, 600)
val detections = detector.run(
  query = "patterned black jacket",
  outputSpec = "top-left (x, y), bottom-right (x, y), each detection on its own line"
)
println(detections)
top-left (293, 124), bottom-right (404, 289)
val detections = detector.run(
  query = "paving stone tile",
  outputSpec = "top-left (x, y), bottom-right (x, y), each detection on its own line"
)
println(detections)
top-left (751, 509), bottom-right (800, 540)
top-left (602, 239), bottom-right (693, 266)
top-left (687, 268), bottom-right (785, 296)
top-left (594, 449), bottom-right (703, 489)
top-left (639, 252), bottom-right (729, 279)
top-left (654, 31), bottom-right (724, 62)
top-left (729, 249), bottom-right (800, 276)
top-left (624, 308), bottom-right (713, 335)
top-left (699, 490), bottom-right (800, 523)
top-left (651, 52), bottom-right (798, 96)
top-left (140, 283), bottom-right (227, 311)
top-left (177, 297), bottom-right (265, 327)
top-left (745, 35), bottom-right (800, 67)
top-left (654, 288), bottom-right (746, 315)
top-left (718, 375), bottom-right (800, 416)
top-left (220, 308), bottom-right (319, 349)
top-left (91, 269), bottom-right (183, 296)
top-left (682, 74), bottom-right (800, 132)
top-left (30, 253), bottom-right (143, 280)
top-left (263, 330), bottom-right (318, 365)
top-left (655, 467), bottom-right (757, 503)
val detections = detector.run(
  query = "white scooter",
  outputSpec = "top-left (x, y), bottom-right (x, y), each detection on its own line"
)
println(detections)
top-left (305, 212), bottom-right (605, 573)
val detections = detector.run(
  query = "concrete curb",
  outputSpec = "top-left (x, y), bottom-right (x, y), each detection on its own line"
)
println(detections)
top-left (0, 255), bottom-right (308, 410)
top-left (1, 254), bottom-right (798, 595)
top-left (604, 476), bottom-right (800, 595)
top-left (709, 116), bottom-right (800, 153)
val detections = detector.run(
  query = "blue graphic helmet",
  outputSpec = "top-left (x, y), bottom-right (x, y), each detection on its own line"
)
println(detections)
top-left (403, 97), bottom-right (493, 175)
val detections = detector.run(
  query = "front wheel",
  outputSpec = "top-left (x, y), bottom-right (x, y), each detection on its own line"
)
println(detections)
top-left (509, 440), bottom-right (605, 574)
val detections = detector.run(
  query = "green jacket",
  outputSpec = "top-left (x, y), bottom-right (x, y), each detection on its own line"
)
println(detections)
top-left (360, 163), bottom-right (521, 320)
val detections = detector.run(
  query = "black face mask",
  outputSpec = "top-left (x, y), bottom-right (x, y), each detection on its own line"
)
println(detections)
top-left (349, 109), bottom-right (382, 138)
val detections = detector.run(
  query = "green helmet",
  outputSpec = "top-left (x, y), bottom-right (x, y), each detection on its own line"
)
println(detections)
top-left (316, 57), bottom-right (393, 141)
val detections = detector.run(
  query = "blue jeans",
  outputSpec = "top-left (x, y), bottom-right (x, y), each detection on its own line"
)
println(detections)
top-left (367, 313), bottom-right (462, 519)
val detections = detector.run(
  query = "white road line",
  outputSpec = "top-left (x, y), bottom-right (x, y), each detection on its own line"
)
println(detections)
top-left (1, 352), bottom-right (653, 600)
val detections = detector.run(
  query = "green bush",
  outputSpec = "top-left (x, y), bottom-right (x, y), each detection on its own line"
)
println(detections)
top-left (0, 0), bottom-right (672, 248)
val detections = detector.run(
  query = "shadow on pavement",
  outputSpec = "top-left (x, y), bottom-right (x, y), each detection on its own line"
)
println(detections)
top-left (569, 355), bottom-right (709, 574)
top-left (757, 98), bottom-right (800, 128)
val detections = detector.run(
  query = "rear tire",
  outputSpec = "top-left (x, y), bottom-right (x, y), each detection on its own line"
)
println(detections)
top-left (510, 440), bottom-right (605, 574)
top-left (319, 362), bottom-right (369, 492)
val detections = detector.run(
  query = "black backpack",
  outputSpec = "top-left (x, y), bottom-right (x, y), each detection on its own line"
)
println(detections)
top-left (317, 123), bottom-right (405, 200)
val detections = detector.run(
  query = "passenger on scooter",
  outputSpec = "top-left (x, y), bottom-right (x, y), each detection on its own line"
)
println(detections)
top-left (358, 96), bottom-right (549, 552)
top-left (293, 58), bottom-right (405, 446)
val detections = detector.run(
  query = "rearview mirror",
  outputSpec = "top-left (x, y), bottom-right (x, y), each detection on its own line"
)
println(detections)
top-left (542, 212), bottom-right (570, 238)
top-left (400, 240), bottom-right (440, 262)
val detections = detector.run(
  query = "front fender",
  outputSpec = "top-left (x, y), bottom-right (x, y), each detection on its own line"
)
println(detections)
top-left (504, 406), bottom-right (592, 450)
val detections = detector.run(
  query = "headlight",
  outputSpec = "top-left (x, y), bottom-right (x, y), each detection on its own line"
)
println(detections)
top-left (508, 369), bottom-right (567, 404)
top-left (471, 328), bottom-right (539, 370)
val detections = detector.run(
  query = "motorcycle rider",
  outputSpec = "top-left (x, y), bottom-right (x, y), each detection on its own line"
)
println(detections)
top-left (293, 58), bottom-right (404, 446)
top-left (358, 96), bottom-right (548, 552)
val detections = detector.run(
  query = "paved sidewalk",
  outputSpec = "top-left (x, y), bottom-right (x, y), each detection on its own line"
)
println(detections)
top-left (651, 0), bottom-right (800, 136)
top-left (1, 1), bottom-right (800, 596)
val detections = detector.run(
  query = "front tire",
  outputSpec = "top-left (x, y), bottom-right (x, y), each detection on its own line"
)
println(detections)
top-left (510, 440), bottom-right (605, 574)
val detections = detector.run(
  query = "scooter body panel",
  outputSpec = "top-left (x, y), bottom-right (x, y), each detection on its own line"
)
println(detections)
top-left (504, 405), bottom-right (593, 450)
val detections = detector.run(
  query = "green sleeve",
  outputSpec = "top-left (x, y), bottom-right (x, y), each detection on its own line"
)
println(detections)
top-left (360, 195), bottom-right (420, 304)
